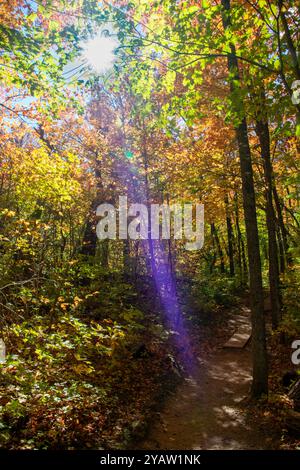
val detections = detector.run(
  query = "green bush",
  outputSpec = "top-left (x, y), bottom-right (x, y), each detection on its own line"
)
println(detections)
top-left (190, 274), bottom-right (241, 316)
top-left (0, 314), bottom-right (127, 449)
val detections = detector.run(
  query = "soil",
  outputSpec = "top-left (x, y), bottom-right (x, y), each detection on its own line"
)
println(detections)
top-left (138, 308), bottom-right (279, 450)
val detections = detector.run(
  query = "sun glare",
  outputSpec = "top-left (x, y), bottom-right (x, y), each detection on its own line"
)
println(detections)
top-left (82, 35), bottom-right (118, 73)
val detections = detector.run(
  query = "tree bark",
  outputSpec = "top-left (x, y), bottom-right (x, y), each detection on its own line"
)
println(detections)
top-left (278, 3), bottom-right (300, 81)
top-left (273, 184), bottom-right (290, 267)
top-left (255, 103), bottom-right (281, 329)
top-left (211, 223), bottom-right (225, 274)
top-left (225, 195), bottom-right (235, 276)
top-left (276, 228), bottom-right (285, 274)
top-left (234, 193), bottom-right (247, 284)
top-left (123, 239), bottom-right (132, 280)
top-left (80, 210), bottom-right (98, 257)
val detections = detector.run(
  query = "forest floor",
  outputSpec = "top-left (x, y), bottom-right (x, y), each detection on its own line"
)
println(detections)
top-left (138, 306), bottom-right (280, 450)
top-left (1, 279), bottom-right (294, 450)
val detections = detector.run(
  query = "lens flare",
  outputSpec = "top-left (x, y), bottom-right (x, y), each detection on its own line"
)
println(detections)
top-left (82, 35), bottom-right (117, 73)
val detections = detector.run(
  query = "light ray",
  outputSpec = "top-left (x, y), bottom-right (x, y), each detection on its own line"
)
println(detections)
top-left (82, 34), bottom-right (118, 73)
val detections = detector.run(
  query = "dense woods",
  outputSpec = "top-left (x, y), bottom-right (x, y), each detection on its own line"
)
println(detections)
top-left (0, 0), bottom-right (299, 451)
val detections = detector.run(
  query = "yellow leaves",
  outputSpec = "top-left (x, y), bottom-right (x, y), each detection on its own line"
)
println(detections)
top-left (58, 295), bottom-right (82, 311)
top-left (6, 147), bottom-right (91, 222)
top-left (35, 348), bottom-right (51, 361)
top-left (68, 259), bottom-right (78, 266)
top-left (85, 291), bottom-right (100, 300)
top-left (72, 354), bottom-right (95, 375)
top-left (58, 296), bottom-right (69, 311)
top-left (73, 296), bottom-right (83, 308)
top-left (1, 209), bottom-right (16, 218)
top-left (65, 152), bottom-right (79, 164)
top-left (74, 352), bottom-right (83, 361)
top-left (72, 363), bottom-right (94, 375)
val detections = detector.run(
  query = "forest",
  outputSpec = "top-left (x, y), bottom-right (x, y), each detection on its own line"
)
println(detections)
top-left (0, 0), bottom-right (300, 453)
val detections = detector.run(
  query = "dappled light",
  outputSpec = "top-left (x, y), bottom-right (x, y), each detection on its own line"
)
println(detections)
top-left (0, 0), bottom-right (299, 457)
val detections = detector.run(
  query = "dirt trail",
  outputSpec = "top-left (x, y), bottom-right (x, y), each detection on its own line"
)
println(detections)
top-left (139, 310), bottom-right (275, 450)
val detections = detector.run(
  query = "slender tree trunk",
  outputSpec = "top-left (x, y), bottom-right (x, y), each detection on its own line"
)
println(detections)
top-left (141, 128), bottom-right (164, 319)
top-left (211, 223), bottom-right (225, 274)
top-left (279, 3), bottom-right (300, 81)
top-left (273, 184), bottom-right (290, 266)
top-left (210, 225), bottom-right (217, 274)
top-left (241, 234), bottom-right (247, 282)
top-left (123, 239), bottom-right (132, 280)
top-left (276, 1), bottom-right (300, 134)
top-left (255, 106), bottom-right (281, 329)
top-left (133, 240), bottom-right (139, 285)
top-left (277, 228), bottom-right (285, 274)
top-left (143, 153), bottom-right (157, 282)
top-left (80, 210), bottom-right (98, 256)
top-left (101, 239), bottom-right (109, 268)
top-left (222, 0), bottom-right (268, 397)
top-left (235, 213), bottom-right (242, 276)
top-left (225, 195), bottom-right (235, 276)
top-left (234, 193), bottom-right (247, 284)
top-left (80, 156), bottom-right (102, 257)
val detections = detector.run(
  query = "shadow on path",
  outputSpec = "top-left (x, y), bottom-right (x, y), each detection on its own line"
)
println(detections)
top-left (139, 310), bottom-right (275, 450)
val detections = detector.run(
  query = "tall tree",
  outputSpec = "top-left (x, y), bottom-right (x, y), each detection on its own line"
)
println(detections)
top-left (254, 88), bottom-right (281, 329)
top-left (221, 0), bottom-right (268, 397)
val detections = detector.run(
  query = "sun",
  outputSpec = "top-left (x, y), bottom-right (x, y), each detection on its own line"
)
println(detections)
top-left (82, 34), bottom-right (118, 73)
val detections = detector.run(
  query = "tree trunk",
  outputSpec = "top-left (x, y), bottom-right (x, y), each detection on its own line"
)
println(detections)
top-left (101, 239), bottom-right (109, 268)
top-left (80, 210), bottom-right (98, 257)
top-left (211, 223), bottom-right (225, 274)
top-left (273, 184), bottom-right (290, 267)
top-left (123, 239), bottom-right (132, 280)
top-left (277, 228), bottom-right (286, 274)
top-left (210, 225), bottom-right (217, 274)
top-left (255, 107), bottom-right (281, 329)
top-left (221, 0), bottom-right (268, 397)
top-left (225, 195), bottom-right (235, 276)
top-left (80, 155), bottom-right (102, 257)
top-left (234, 193), bottom-right (247, 284)
top-left (279, 3), bottom-right (300, 81)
